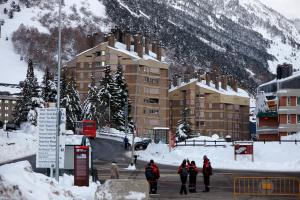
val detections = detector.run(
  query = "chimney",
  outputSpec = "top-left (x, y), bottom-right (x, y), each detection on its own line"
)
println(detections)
top-left (172, 78), bottom-right (178, 87)
top-left (183, 73), bottom-right (189, 83)
top-left (145, 36), bottom-right (150, 55)
top-left (156, 43), bottom-right (162, 61)
top-left (221, 75), bottom-right (227, 90)
top-left (215, 76), bottom-right (219, 90)
top-left (104, 34), bottom-right (108, 42)
top-left (232, 79), bottom-right (238, 92)
top-left (125, 32), bottom-right (131, 51)
top-left (108, 33), bottom-right (115, 47)
top-left (205, 72), bottom-right (211, 86)
top-left (152, 40), bottom-right (157, 54)
top-left (134, 33), bottom-right (142, 52)
top-left (137, 36), bottom-right (143, 58)
top-left (177, 77), bottom-right (182, 86)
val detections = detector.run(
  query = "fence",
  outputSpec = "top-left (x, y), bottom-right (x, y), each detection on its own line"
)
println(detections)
top-left (175, 139), bottom-right (300, 147)
top-left (233, 177), bottom-right (300, 200)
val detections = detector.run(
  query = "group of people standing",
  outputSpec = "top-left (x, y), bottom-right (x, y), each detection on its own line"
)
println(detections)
top-left (145, 155), bottom-right (212, 195)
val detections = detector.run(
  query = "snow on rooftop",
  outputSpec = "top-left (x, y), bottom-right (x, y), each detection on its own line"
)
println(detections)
top-left (169, 78), bottom-right (250, 98)
top-left (0, 85), bottom-right (21, 94)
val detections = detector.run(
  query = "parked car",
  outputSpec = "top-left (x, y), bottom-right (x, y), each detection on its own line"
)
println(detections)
top-left (134, 138), bottom-right (152, 150)
top-left (5, 122), bottom-right (17, 131)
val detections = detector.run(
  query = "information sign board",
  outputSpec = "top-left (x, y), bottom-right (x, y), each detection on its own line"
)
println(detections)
top-left (37, 108), bottom-right (66, 168)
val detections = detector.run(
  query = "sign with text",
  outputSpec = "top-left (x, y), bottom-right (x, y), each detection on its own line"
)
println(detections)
top-left (36, 108), bottom-right (66, 168)
top-left (74, 146), bottom-right (89, 186)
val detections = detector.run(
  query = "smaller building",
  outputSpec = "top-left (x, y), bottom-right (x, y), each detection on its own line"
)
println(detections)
top-left (169, 71), bottom-right (250, 140)
top-left (256, 63), bottom-right (300, 140)
top-left (0, 84), bottom-right (20, 124)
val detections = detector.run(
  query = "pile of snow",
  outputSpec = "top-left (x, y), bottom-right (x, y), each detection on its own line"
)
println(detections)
top-left (0, 123), bottom-right (38, 163)
top-left (281, 132), bottom-right (300, 140)
top-left (137, 135), bottom-right (300, 172)
top-left (0, 161), bottom-right (99, 200)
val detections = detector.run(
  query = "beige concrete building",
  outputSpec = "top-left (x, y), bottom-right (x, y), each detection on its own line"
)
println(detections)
top-left (64, 31), bottom-right (169, 137)
top-left (0, 85), bottom-right (20, 123)
top-left (169, 72), bottom-right (250, 140)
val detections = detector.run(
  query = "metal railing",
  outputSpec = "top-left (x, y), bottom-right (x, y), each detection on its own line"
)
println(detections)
top-left (175, 139), bottom-right (300, 147)
top-left (233, 177), bottom-right (300, 200)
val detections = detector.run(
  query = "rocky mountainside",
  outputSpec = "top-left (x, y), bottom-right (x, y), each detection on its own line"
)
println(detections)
top-left (102, 0), bottom-right (300, 93)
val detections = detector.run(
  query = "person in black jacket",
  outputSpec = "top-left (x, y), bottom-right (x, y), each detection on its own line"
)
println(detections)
top-left (177, 159), bottom-right (189, 195)
top-left (202, 155), bottom-right (212, 192)
top-left (188, 160), bottom-right (199, 192)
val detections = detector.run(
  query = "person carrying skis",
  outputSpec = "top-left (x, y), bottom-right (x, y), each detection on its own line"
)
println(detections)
top-left (177, 159), bottom-right (189, 195)
top-left (202, 155), bottom-right (212, 192)
top-left (145, 159), bottom-right (160, 194)
top-left (188, 160), bottom-right (199, 192)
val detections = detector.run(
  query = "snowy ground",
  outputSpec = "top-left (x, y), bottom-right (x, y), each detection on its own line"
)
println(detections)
top-left (135, 134), bottom-right (300, 172)
top-left (0, 161), bottom-right (99, 200)
top-left (0, 123), bottom-right (38, 163)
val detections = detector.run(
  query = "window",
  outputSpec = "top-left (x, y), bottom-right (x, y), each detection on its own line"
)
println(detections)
top-left (80, 73), bottom-right (84, 78)
top-left (209, 112), bottom-right (212, 118)
top-left (149, 98), bottom-right (159, 104)
top-left (80, 83), bottom-right (84, 89)
top-left (5, 100), bottom-right (9, 104)
top-left (297, 97), bottom-right (300, 106)
top-left (0, 100), bottom-right (2, 103)
top-left (287, 114), bottom-right (291, 124)
top-left (12, 101), bottom-right (16, 104)
top-left (101, 61), bottom-right (106, 67)
top-left (297, 115), bottom-right (300, 124)
top-left (101, 50), bottom-right (106, 56)
top-left (287, 97), bottom-right (291, 106)
top-left (5, 107), bottom-right (9, 110)
top-left (5, 113), bottom-right (8, 117)
top-left (149, 88), bottom-right (159, 94)
top-left (149, 109), bottom-right (159, 114)
top-left (96, 62), bottom-right (101, 67)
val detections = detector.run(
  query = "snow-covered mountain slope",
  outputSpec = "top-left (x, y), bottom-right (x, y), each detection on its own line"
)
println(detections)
top-left (217, 0), bottom-right (300, 74)
top-left (0, 0), bottom-right (107, 84)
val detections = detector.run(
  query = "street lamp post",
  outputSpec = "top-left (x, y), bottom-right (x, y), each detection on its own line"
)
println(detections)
top-left (55, 0), bottom-right (62, 181)
top-left (0, 19), bottom-right (4, 38)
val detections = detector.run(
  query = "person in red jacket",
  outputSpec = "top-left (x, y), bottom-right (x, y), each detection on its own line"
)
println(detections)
top-left (188, 160), bottom-right (199, 192)
top-left (145, 159), bottom-right (160, 194)
top-left (177, 159), bottom-right (189, 195)
top-left (202, 155), bottom-right (212, 192)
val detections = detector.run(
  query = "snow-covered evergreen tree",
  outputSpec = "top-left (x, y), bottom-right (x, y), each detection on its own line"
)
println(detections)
top-left (65, 77), bottom-right (82, 130)
top-left (59, 71), bottom-right (68, 108)
top-left (82, 75), bottom-right (102, 125)
top-left (99, 65), bottom-right (115, 126)
top-left (176, 108), bottom-right (192, 141)
top-left (14, 59), bottom-right (41, 125)
top-left (112, 64), bottom-right (134, 132)
top-left (41, 67), bottom-right (56, 103)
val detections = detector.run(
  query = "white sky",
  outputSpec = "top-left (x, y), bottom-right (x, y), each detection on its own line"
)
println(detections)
top-left (260, 0), bottom-right (300, 19)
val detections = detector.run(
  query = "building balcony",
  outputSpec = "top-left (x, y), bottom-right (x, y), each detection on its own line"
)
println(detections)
top-left (278, 124), bottom-right (300, 132)
top-left (256, 127), bottom-right (278, 135)
top-left (278, 106), bottom-right (300, 114)
top-left (256, 111), bottom-right (278, 118)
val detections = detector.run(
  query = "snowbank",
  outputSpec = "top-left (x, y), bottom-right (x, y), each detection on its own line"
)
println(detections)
top-left (97, 128), bottom-right (145, 145)
top-left (0, 161), bottom-right (99, 200)
top-left (0, 123), bottom-right (38, 163)
top-left (282, 132), bottom-right (300, 140)
top-left (137, 136), bottom-right (300, 172)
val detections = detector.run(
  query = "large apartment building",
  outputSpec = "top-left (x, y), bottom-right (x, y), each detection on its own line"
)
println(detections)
top-left (169, 71), bottom-right (250, 140)
top-left (256, 64), bottom-right (300, 140)
top-left (64, 30), bottom-right (169, 137)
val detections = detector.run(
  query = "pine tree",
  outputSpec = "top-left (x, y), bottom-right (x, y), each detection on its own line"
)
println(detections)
top-left (112, 64), bottom-right (134, 132)
top-left (82, 75), bottom-right (102, 125)
top-left (65, 77), bottom-right (82, 130)
top-left (14, 59), bottom-right (41, 125)
top-left (41, 67), bottom-right (56, 103)
top-left (58, 70), bottom-right (68, 108)
top-left (176, 108), bottom-right (192, 141)
top-left (99, 65), bottom-right (115, 126)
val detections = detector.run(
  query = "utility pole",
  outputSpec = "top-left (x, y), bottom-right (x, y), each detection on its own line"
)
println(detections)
top-left (55, 0), bottom-right (62, 182)
top-left (125, 99), bottom-right (128, 137)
